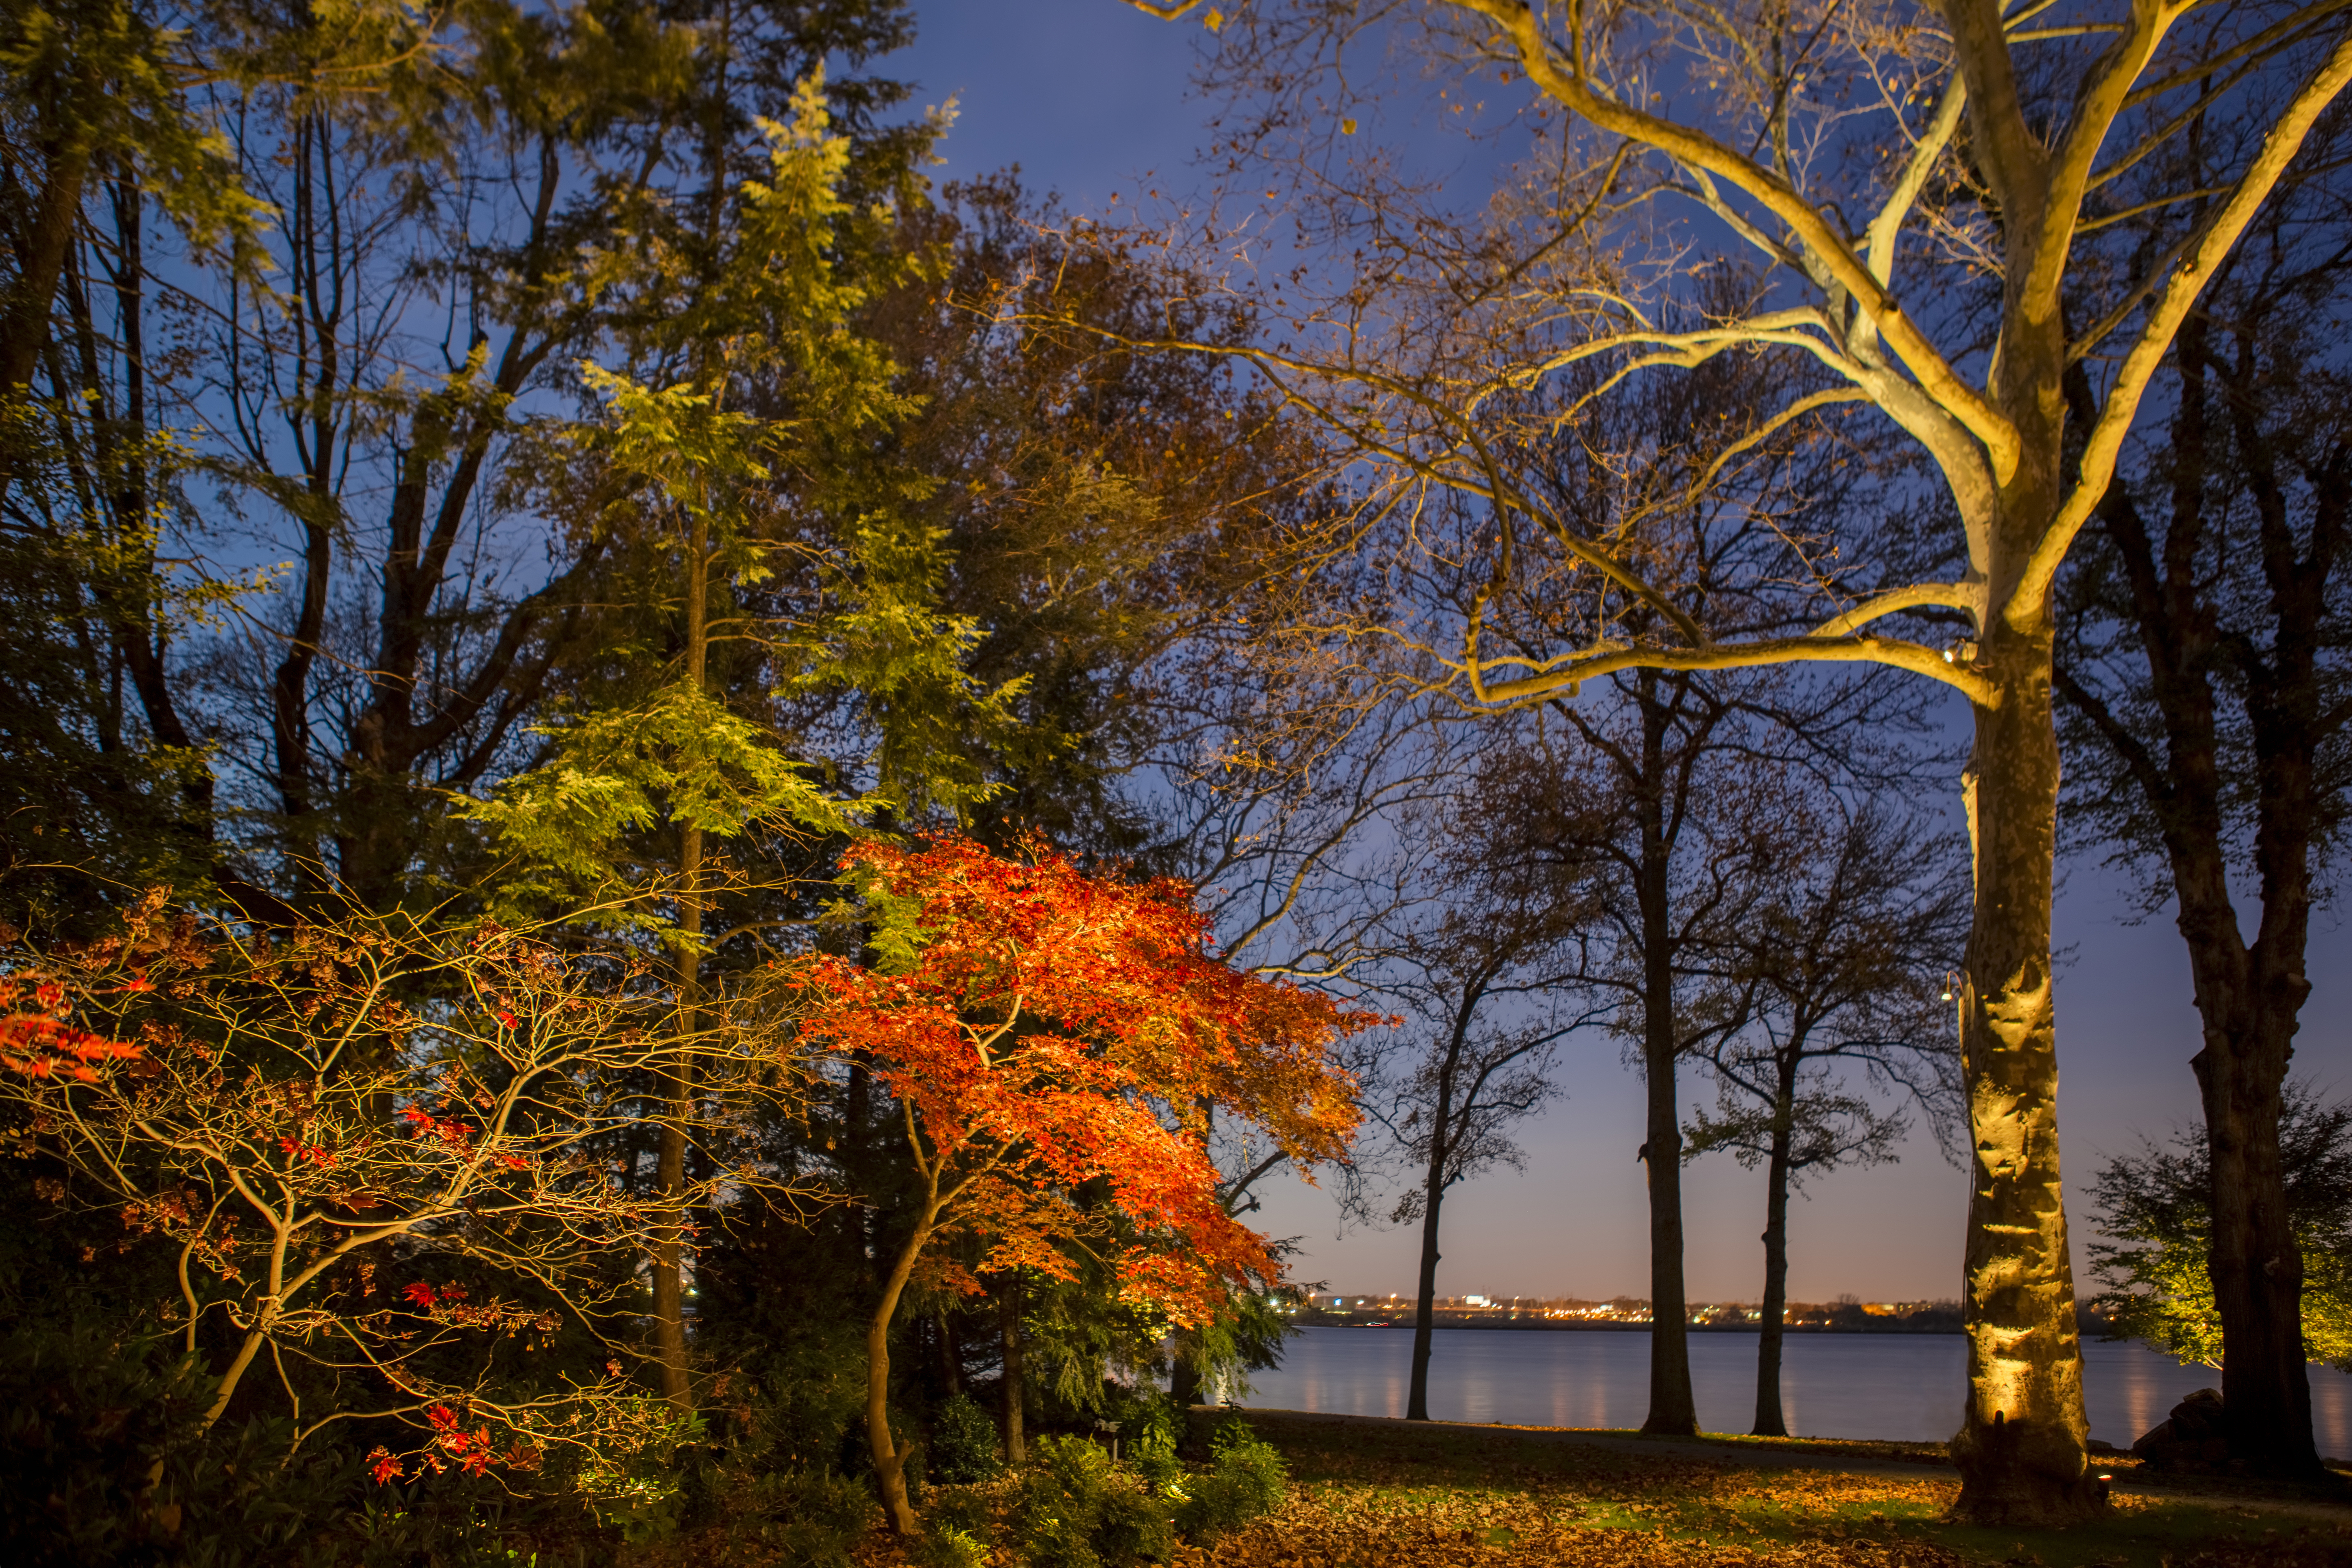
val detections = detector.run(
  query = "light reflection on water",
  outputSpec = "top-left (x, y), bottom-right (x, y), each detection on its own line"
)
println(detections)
top-left (1242, 1327), bottom-right (2352, 1455)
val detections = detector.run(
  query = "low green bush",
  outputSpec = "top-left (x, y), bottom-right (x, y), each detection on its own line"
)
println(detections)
top-left (924, 1483), bottom-right (995, 1543)
top-left (734, 1468), bottom-right (877, 1568)
top-left (1172, 1417), bottom-right (1286, 1543)
top-left (0, 1314), bottom-right (359, 1568)
top-left (1100, 1385), bottom-right (1183, 1457)
top-left (1011, 1434), bottom-right (1175, 1568)
top-left (909, 1523), bottom-right (991, 1568)
top-left (1127, 1430), bottom-right (1185, 1501)
top-left (929, 1394), bottom-right (1002, 1485)
top-left (1120, 1394), bottom-right (1186, 1500)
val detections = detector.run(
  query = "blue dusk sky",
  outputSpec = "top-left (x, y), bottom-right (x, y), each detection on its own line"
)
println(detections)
top-left (892, 0), bottom-right (2352, 1307)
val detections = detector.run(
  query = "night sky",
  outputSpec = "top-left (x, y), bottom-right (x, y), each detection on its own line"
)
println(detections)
top-left (895, 0), bottom-right (2352, 1307)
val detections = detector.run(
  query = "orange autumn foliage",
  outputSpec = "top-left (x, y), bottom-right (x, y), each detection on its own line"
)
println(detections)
top-left (789, 835), bottom-right (1374, 1534)
top-left (795, 835), bottom-right (1370, 1317)
top-left (0, 897), bottom-right (176, 1081)
top-left (0, 978), bottom-right (145, 1080)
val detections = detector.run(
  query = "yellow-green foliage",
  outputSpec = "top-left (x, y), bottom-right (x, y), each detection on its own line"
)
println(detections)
top-left (464, 74), bottom-right (1024, 920)
top-left (2088, 1084), bottom-right (2352, 1370)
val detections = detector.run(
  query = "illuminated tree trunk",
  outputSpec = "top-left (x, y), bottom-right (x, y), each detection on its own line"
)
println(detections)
top-left (1949, 625), bottom-right (2099, 1523)
top-left (0, 134), bottom-right (88, 405)
top-left (0, 51), bottom-right (97, 508)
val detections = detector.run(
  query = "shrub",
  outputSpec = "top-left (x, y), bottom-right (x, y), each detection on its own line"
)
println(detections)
top-left (1116, 1390), bottom-right (1186, 1499)
top-left (1011, 1434), bottom-right (1175, 1568)
top-left (0, 1319), bottom-right (197, 1566)
top-left (0, 1313), bottom-right (359, 1567)
top-left (1127, 1431), bottom-right (1185, 1500)
top-left (0, 912), bottom-right (751, 1498)
top-left (734, 1468), bottom-right (877, 1568)
top-left (1102, 1385), bottom-right (1183, 1459)
top-left (1173, 1417), bottom-right (1285, 1543)
top-left (925, 1483), bottom-right (996, 1543)
top-left (2087, 1082), bottom-right (2352, 1370)
top-left (931, 1394), bottom-right (1002, 1485)
top-left (911, 1524), bottom-right (991, 1568)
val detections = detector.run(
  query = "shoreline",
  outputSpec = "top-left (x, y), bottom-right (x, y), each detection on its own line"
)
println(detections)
top-left (1295, 1317), bottom-right (1970, 1336)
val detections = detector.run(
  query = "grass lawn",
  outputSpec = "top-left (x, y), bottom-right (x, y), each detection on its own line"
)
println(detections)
top-left (1185, 1411), bottom-right (2352, 1568)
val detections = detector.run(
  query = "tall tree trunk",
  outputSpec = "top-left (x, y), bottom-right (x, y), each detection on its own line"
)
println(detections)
top-left (2058, 317), bottom-right (2328, 1478)
top-left (1753, 1071), bottom-right (1795, 1438)
top-left (1173, 1094), bottom-right (1214, 1408)
top-left (268, 111), bottom-right (341, 862)
top-left (999, 1275), bottom-right (1027, 1462)
top-left (270, 509), bottom-right (333, 839)
top-left (652, 815), bottom-right (697, 1408)
top-left (1408, 1142), bottom-right (1447, 1421)
top-left (2197, 316), bottom-right (2324, 1478)
top-left (1948, 630), bottom-right (2099, 1524)
top-left (2151, 629), bottom-right (2316, 1477)
top-left (934, 1308), bottom-right (962, 1398)
top-left (1639, 1037), bottom-right (1695, 1434)
top-left (844, 1063), bottom-right (874, 1283)
top-left (1635, 685), bottom-right (1697, 1435)
top-left (0, 76), bottom-right (96, 501)
top-left (2195, 983), bottom-right (2316, 1476)
top-left (0, 132), bottom-right (89, 399)
top-left (653, 511), bottom-right (709, 1411)
top-left (1170, 1328), bottom-right (1202, 1406)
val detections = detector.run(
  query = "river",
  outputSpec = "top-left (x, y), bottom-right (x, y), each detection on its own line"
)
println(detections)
top-left (1239, 1326), bottom-right (2352, 1457)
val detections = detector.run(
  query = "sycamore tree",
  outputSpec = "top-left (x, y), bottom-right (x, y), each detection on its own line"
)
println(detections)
top-left (785, 836), bottom-right (1368, 1535)
top-left (1118, 0), bottom-right (2352, 1515)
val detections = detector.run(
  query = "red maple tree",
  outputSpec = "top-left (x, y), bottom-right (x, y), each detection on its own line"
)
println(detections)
top-left (0, 893), bottom-right (788, 1494)
top-left (788, 836), bottom-right (1370, 1532)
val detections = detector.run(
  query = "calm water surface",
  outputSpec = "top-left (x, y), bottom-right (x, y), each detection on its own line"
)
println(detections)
top-left (1243, 1327), bottom-right (2352, 1457)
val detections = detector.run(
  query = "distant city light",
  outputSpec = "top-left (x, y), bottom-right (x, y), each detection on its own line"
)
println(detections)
top-left (1298, 1294), bottom-right (1946, 1327)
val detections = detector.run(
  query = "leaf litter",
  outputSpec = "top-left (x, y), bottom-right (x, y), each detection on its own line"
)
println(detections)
top-left (1165, 1414), bottom-right (2352, 1568)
